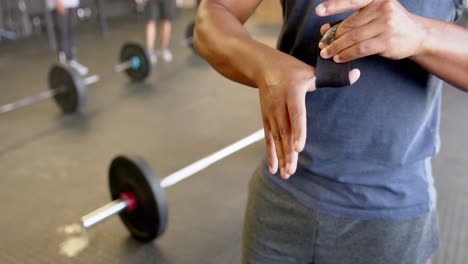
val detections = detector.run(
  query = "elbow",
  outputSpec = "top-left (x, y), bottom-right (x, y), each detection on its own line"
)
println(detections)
top-left (193, 15), bottom-right (210, 61)
top-left (193, 17), bottom-right (222, 72)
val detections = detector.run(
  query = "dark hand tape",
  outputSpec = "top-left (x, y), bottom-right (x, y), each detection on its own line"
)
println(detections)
top-left (316, 21), bottom-right (351, 88)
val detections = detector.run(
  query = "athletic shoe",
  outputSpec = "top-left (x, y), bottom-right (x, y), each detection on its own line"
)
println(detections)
top-left (150, 52), bottom-right (158, 64)
top-left (68, 59), bottom-right (89, 76)
top-left (59, 51), bottom-right (67, 65)
top-left (160, 49), bottom-right (173, 62)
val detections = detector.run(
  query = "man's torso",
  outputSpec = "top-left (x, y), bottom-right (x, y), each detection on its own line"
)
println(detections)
top-left (266, 0), bottom-right (460, 219)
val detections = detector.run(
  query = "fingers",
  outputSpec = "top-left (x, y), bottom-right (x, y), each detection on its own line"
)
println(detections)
top-left (320, 23), bottom-right (331, 36)
top-left (287, 82), bottom-right (311, 153)
top-left (319, 6), bottom-right (376, 50)
top-left (258, 63), bottom-right (315, 180)
top-left (264, 115), bottom-right (298, 179)
top-left (269, 119), bottom-right (287, 178)
top-left (320, 23), bottom-right (381, 60)
top-left (262, 88), bottom-right (311, 179)
top-left (280, 117), bottom-right (295, 179)
top-left (316, 0), bottom-right (374, 17)
top-left (285, 77), bottom-right (315, 177)
top-left (263, 123), bottom-right (278, 174)
top-left (289, 105), bottom-right (306, 153)
top-left (333, 7), bottom-right (376, 38)
top-left (287, 151), bottom-right (299, 180)
top-left (275, 103), bottom-right (296, 179)
top-left (334, 37), bottom-right (385, 63)
top-left (319, 24), bottom-right (332, 49)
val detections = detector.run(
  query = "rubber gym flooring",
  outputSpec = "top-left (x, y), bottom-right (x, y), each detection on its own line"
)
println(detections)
top-left (0, 9), bottom-right (467, 264)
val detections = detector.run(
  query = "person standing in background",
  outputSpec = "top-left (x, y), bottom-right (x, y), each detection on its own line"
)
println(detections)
top-left (138, 0), bottom-right (176, 63)
top-left (47, 0), bottom-right (88, 75)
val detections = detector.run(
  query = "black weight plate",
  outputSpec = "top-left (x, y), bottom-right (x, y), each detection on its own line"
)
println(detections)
top-left (185, 21), bottom-right (196, 51)
top-left (109, 155), bottom-right (168, 242)
top-left (120, 43), bottom-right (152, 82)
top-left (48, 65), bottom-right (87, 114)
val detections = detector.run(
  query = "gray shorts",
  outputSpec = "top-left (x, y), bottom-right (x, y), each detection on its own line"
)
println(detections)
top-left (145, 0), bottom-right (175, 22)
top-left (242, 166), bottom-right (440, 264)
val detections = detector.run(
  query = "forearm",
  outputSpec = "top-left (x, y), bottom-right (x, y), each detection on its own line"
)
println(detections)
top-left (194, 1), bottom-right (282, 88)
top-left (411, 16), bottom-right (468, 91)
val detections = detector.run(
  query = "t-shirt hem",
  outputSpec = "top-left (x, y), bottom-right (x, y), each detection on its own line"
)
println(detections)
top-left (264, 172), bottom-right (432, 221)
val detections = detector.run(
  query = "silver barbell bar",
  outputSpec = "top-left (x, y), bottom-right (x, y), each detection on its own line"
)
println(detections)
top-left (0, 74), bottom-right (99, 114)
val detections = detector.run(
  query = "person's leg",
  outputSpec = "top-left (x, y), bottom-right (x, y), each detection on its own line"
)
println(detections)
top-left (144, 0), bottom-right (157, 53)
top-left (54, 9), bottom-right (68, 63)
top-left (145, 20), bottom-right (157, 52)
top-left (158, 19), bottom-right (171, 50)
top-left (63, 8), bottom-right (74, 61)
top-left (157, 0), bottom-right (175, 62)
top-left (67, 7), bottom-right (78, 60)
top-left (313, 210), bottom-right (440, 264)
top-left (64, 8), bottom-right (88, 75)
top-left (242, 166), bottom-right (317, 264)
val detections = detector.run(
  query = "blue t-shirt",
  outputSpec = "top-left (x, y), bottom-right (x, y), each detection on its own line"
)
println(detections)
top-left (265, 0), bottom-right (464, 220)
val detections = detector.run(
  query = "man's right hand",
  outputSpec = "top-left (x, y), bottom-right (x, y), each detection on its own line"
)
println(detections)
top-left (257, 52), bottom-right (317, 179)
top-left (195, 0), bottom-right (360, 180)
top-left (257, 49), bottom-right (360, 179)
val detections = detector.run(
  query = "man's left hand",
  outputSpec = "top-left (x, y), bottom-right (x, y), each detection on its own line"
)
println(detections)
top-left (316, 0), bottom-right (427, 63)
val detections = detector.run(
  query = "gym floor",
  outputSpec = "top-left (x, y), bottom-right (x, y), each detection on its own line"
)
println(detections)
top-left (0, 9), bottom-right (467, 264)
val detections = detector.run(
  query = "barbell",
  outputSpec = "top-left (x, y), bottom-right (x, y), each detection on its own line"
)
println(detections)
top-left (0, 65), bottom-right (99, 115)
top-left (79, 129), bottom-right (264, 242)
top-left (114, 21), bottom-right (196, 82)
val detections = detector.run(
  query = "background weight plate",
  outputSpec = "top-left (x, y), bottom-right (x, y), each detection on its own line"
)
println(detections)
top-left (48, 65), bottom-right (86, 114)
top-left (120, 43), bottom-right (152, 82)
